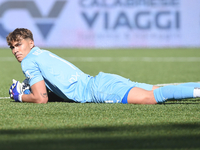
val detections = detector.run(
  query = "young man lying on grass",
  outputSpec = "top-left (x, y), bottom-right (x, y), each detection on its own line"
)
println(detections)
top-left (7, 28), bottom-right (200, 104)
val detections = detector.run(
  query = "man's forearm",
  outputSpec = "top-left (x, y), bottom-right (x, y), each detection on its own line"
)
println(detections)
top-left (21, 93), bottom-right (48, 103)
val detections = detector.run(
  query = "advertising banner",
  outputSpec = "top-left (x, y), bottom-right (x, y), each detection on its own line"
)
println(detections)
top-left (0, 0), bottom-right (200, 48)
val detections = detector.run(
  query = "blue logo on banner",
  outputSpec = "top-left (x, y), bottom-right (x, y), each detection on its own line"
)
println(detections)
top-left (0, 1), bottom-right (66, 39)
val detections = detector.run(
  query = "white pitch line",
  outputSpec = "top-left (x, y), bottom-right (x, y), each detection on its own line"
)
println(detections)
top-left (1, 57), bottom-right (200, 62)
top-left (155, 82), bottom-right (200, 87)
top-left (0, 97), bottom-right (10, 99)
top-left (0, 57), bottom-right (16, 61)
top-left (64, 57), bottom-right (200, 62)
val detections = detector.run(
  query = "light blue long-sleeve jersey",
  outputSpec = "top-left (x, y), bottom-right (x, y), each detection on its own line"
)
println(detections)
top-left (21, 47), bottom-right (92, 102)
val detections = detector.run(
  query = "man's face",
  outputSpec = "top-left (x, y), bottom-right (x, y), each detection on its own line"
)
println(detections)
top-left (10, 38), bottom-right (34, 63)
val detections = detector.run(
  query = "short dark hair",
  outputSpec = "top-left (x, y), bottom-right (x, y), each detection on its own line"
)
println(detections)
top-left (6, 28), bottom-right (34, 47)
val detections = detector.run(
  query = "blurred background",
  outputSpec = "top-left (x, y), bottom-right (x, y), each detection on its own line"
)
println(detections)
top-left (0, 0), bottom-right (200, 48)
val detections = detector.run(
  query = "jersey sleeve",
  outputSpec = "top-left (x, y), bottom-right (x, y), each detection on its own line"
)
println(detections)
top-left (21, 59), bottom-right (44, 87)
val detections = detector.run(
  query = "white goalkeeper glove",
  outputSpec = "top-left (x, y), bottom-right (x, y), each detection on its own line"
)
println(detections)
top-left (9, 79), bottom-right (31, 102)
top-left (9, 80), bottom-right (23, 102)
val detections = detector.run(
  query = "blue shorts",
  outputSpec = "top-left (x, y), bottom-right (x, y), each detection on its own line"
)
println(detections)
top-left (88, 72), bottom-right (153, 103)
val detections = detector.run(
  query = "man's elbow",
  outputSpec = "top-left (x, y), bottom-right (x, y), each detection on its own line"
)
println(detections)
top-left (36, 97), bottom-right (48, 104)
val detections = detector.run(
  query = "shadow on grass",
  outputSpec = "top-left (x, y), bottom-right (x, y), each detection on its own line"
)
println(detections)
top-left (163, 102), bottom-right (200, 105)
top-left (164, 98), bottom-right (200, 105)
top-left (0, 123), bottom-right (200, 150)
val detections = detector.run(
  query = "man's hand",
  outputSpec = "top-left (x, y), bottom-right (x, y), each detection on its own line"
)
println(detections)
top-left (9, 79), bottom-right (31, 102)
top-left (9, 80), bottom-right (23, 102)
top-left (9, 79), bottom-right (48, 103)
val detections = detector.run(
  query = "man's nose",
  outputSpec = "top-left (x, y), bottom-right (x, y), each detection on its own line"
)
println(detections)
top-left (12, 47), bottom-right (18, 54)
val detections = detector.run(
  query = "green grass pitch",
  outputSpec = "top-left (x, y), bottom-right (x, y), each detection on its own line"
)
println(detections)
top-left (0, 48), bottom-right (200, 150)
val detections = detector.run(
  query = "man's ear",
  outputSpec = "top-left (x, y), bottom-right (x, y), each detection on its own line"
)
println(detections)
top-left (29, 40), bottom-right (34, 49)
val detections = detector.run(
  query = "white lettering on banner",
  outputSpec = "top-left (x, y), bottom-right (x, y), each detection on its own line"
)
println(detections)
top-left (49, 53), bottom-right (76, 70)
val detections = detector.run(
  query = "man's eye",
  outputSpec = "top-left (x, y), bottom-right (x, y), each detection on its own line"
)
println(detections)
top-left (10, 43), bottom-right (22, 50)
top-left (10, 46), bottom-right (14, 49)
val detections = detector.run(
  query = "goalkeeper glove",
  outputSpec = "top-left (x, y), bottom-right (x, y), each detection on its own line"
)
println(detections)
top-left (9, 79), bottom-right (31, 102)
top-left (9, 80), bottom-right (23, 102)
